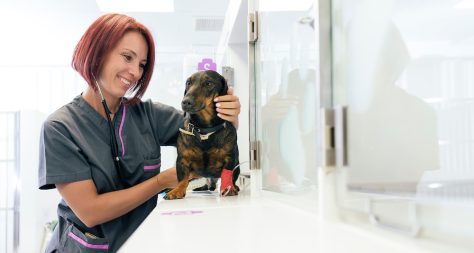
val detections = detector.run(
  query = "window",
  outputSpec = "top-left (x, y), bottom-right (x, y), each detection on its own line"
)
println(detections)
top-left (0, 112), bottom-right (19, 253)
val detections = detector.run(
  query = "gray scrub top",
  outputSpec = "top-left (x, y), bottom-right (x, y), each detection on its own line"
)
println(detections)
top-left (38, 95), bottom-right (184, 252)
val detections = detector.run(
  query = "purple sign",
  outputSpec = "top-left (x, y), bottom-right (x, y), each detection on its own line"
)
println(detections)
top-left (160, 210), bottom-right (203, 216)
top-left (197, 58), bottom-right (217, 71)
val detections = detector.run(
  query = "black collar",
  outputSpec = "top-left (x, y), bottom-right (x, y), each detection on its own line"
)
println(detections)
top-left (179, 121), bottom-right (227, 141)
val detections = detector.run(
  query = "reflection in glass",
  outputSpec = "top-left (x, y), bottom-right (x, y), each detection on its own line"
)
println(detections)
top-left (256, 2), bottom-right (319, 194)
top-left (333, 0), bottom-right (474, 202)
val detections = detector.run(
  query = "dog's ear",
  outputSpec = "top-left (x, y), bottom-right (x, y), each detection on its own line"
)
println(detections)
top-left (184, 78), bottom-right (190, 96)
top-left (219, 75), bottom-right (228, 96)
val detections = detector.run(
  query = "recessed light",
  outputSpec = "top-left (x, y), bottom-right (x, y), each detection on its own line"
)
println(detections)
top-left (95, 0), bottom-right (174, 12)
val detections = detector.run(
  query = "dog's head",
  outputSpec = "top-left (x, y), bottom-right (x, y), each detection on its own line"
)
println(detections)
top-left (181, 70), bottom-right (228, 114)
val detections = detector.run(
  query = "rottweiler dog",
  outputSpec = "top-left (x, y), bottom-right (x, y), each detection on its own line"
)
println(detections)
top-left (164, 70), bottom-right (240, 200)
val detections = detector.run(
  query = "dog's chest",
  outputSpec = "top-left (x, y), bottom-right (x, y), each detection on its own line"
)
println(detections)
top-left (178, 133), bottom-right (232, 176)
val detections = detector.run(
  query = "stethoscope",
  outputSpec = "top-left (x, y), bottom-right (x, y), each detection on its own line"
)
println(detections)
top-left (94, 78), bottom-right (129, 187)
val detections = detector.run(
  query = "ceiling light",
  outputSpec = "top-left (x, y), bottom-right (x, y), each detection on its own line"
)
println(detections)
top-left (259, 0), bottom-right (313, 12)
top-left (96, 0), bottom-right (174, 12)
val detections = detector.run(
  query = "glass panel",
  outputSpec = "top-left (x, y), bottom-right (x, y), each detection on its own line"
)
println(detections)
top-left (0, 113), bottom-right (14, 161)
top-left (6, 210), bottom-right (13, 253)
top-left (255, 0), bottom-right (320, 195)
top-left (6, 162), bottom-right (15, 209)
top-left (0, 162), bottom-right (7, 208)
top-left (0, 112), bottom-right (17, 253)
top-left (0, 210), bottom-right (6, 253)
top-left (332, 0), bottom-right (474, 200)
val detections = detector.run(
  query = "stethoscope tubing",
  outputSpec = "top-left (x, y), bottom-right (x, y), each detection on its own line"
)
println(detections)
top-left (94, 79), bottom-right (128, 187)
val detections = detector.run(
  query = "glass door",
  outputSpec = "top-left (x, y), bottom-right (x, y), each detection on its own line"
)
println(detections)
top-left (332, 0), bottom-right (474, 238)
top-left (253, 0), bottom-right (320, 207)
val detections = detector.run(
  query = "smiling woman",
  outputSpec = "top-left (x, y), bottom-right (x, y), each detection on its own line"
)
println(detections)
top-left (37, 13), bottom-right (241, 253)
top-left (81, 31), bottom-right (149, 117)
top-left (0, 1), bottom-right (242, 252)
top-left (72, 14), bottom-right (155, 108)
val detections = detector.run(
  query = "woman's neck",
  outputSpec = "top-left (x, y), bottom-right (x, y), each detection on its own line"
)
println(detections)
top-left (82, 87), bottom-right (120, 120)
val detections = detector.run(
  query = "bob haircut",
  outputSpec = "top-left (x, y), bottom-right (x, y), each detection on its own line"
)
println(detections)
top-left (72, 13), bottom-right (155, 105)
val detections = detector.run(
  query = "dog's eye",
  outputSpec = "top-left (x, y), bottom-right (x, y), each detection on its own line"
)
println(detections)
top-left (206, 81), bottom-right (213, 87)
top-left (186, 80), bottom-right (191, 86)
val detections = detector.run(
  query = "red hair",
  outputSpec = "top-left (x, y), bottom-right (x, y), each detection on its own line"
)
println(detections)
top-left (72, 13), bottom-right (155, 105)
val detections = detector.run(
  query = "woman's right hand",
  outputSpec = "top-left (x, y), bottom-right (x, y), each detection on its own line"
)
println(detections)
top-left (156, 167), bottom-right (178, 190)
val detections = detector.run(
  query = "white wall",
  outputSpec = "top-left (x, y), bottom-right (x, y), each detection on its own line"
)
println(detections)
top-left (18, 111), bottom-right (61, 253)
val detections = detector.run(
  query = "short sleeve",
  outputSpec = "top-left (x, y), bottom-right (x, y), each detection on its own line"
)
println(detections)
top-left (38, 120), bottom-right (91, 190)
top-left (144, 100), bottom-right (184, 147)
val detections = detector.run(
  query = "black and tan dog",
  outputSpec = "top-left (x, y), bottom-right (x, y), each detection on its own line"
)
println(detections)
top-left (164, 70), bottom-right (239, 200)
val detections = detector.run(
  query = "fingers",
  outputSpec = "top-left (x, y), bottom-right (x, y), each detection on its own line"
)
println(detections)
top-left (216, 101), bottom-right (240, 110)
top-left (216, 112), bottom-right (237, 122)
top-left (216, 107), bottom-right (239, 117)
top-left (227, 87), bottom-right (234, 95)
top-left (214, 87), bottom-right (240, 128)
top-left (216, 104), bottom-right (240, 126)
top-left (214, 94), bottom-right (239, 103)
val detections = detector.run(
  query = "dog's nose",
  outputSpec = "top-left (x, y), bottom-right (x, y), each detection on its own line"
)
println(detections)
top-left (181, 97), bottom-right (194, 110)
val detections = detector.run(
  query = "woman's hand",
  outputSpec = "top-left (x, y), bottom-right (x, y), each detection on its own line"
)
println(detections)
top-left (215, 87), bottom-right (241, 129)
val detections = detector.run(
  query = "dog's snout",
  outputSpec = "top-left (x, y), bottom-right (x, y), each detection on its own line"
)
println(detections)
top-left (181, 97), bottom-right (194, 111)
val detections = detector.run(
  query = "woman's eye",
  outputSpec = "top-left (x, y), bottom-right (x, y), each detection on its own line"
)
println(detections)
top-left (139, 63), bottom-right (146, 69)
top-left (122, 54), bottom-right (132, 62)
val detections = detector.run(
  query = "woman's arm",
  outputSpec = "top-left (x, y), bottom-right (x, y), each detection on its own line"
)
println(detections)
top-left (56, 167), bottom-right (178, 228)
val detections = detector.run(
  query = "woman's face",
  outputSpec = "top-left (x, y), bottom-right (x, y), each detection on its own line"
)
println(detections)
top-left (99, 31), bottom-right (148, 100)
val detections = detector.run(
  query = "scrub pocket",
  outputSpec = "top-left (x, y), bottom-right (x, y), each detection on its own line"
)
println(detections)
top-left (142, 158), bottom-right (161, 173)
top-left (60, 222), bottom-right (110, 252)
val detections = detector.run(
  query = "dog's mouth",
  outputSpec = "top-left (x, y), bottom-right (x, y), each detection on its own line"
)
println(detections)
top-left (182, 104), bottom-right (206, 113)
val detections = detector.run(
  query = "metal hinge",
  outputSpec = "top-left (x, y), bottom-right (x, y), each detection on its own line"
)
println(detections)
top-left (322, 108), bottom-right (336, 168)
top-left (322, 106), bottom-right (348, 169)
top-left (250, 140), bottom-right (260, 170)
top-left (221, 66), bottom-right (234, 87)
top-left (249, 11), bottom-right (258, 44)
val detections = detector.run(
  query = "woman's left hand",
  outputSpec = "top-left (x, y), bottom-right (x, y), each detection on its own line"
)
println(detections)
top-left (215, 87), bottom-right (241, 129)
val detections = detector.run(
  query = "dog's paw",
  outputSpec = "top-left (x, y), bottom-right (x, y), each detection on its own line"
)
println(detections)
top-left (164, 190), bottom-right (186, 200)
top-left (193, 185), bottom-right (210, 191)
top-left (193, 184), bottom-right (217, 191)
top-left (220, 185), bottom-right (239, 197)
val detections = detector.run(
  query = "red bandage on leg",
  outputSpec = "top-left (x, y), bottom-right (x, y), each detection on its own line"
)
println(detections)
top-left (220, 169), bottom-right (235, 195)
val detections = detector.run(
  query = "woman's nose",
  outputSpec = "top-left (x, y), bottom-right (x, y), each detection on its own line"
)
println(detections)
top-left (129, 63), bottom-right (141, 78)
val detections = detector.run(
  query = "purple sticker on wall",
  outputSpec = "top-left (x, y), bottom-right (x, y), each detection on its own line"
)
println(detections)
top-left (160, 210), bottom-right (203, 216)
top-left (197, 58), bottom-right (217, 71)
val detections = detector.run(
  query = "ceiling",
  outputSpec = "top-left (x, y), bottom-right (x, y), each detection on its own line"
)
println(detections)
top-left (0, 0), bottom-right (229, 65)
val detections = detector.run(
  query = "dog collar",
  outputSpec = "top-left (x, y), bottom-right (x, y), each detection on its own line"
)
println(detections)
top-left (179, 122), bottom-right (227, 141)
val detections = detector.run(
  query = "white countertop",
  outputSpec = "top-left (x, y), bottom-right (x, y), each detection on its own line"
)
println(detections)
top-left (119, 189), bottom-right (467, 253)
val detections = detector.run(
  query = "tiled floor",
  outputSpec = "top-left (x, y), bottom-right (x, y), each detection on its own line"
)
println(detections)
top-left (119, 189), bottom-right (466, 253)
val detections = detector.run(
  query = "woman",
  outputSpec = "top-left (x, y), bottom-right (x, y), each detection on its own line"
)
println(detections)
top-left (38, 13), bottom-right (240, 252)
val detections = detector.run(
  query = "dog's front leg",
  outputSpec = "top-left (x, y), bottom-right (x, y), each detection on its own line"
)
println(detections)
top-left (164, 168), bottom-right (190, 200)
top-left (164, 178), bottom-right (190, 200)
top-left (220, 158), bottom-right (239, 197)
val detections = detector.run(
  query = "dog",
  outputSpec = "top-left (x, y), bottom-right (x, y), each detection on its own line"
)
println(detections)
top-left (164, 70), bottom-right (240, 200)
